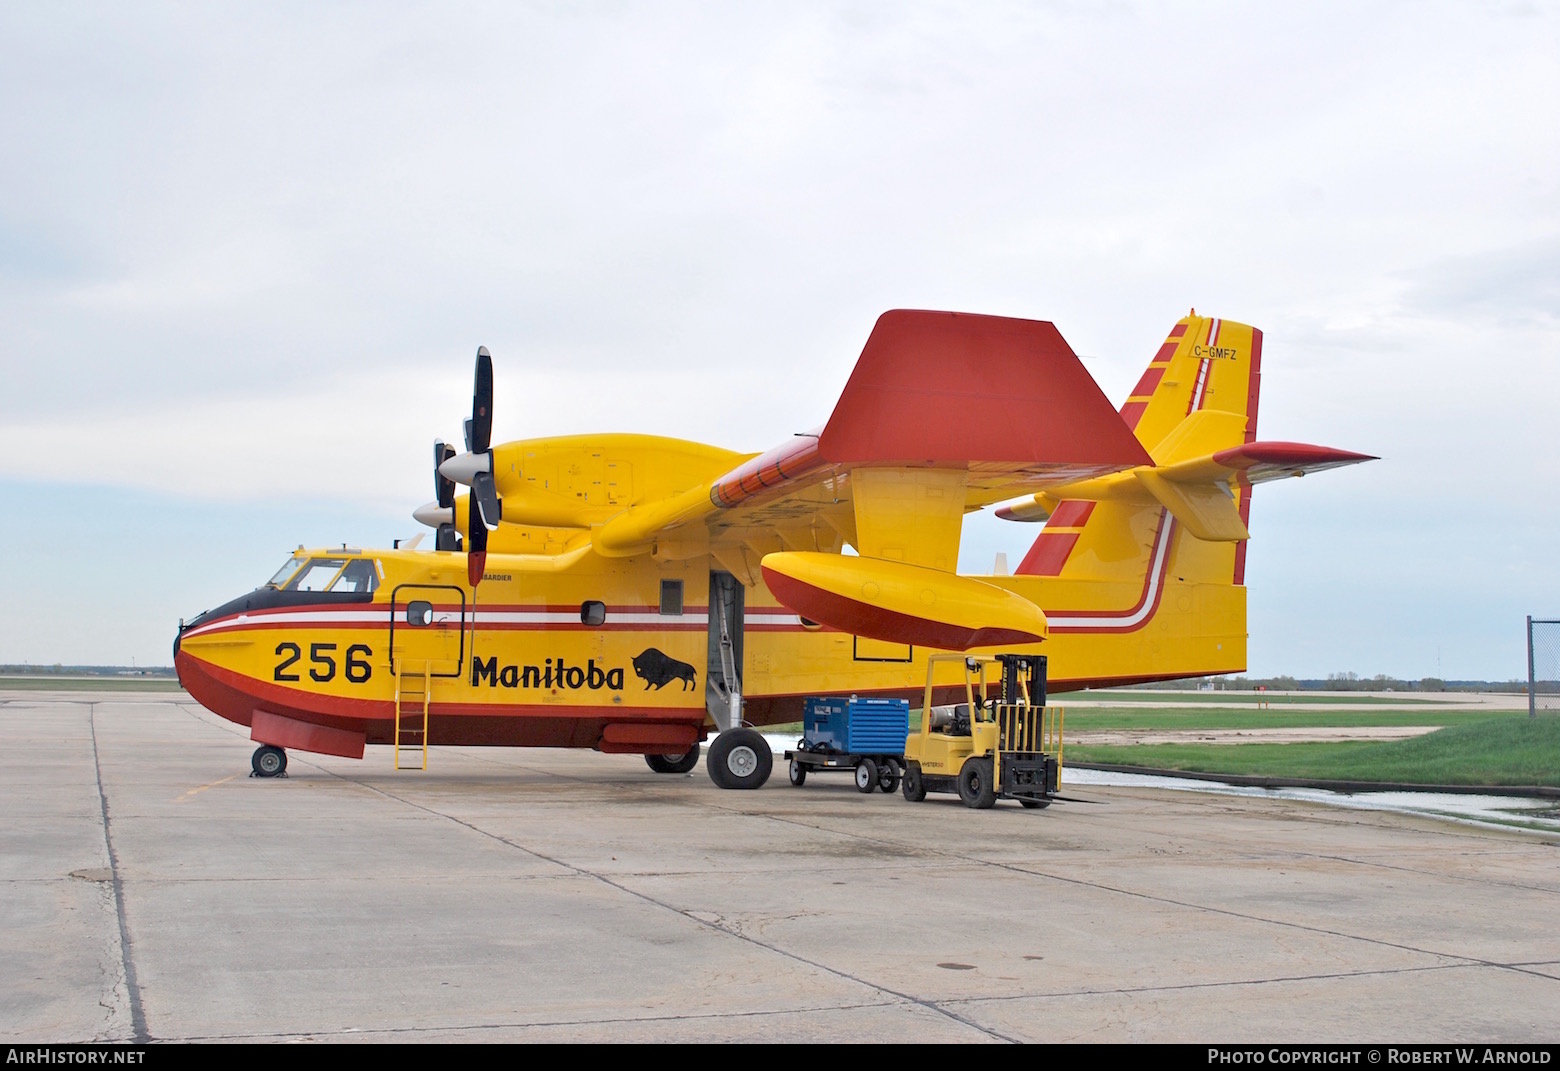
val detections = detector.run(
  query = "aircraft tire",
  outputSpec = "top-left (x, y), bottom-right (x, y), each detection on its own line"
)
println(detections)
top-left (707, 729), bottom-right (772, 790)
top-left (957, 757), bottom-right (996, 809)
top-left (251, 746), bottom-right (287, 778)
top-left (788, 759), bottom-right (807, 786)
top-left (645, 743), bottom-right (701, 774)
top-left (854, 758), bottom-right (879, 794)
top-left (901, 762), bottom-right (927, 802)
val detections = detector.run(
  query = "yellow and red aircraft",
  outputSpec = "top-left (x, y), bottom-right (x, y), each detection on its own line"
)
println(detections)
top-left (174, 310), bottom-right (1373, 787)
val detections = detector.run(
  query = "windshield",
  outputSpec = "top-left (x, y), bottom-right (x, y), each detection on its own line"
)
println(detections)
top-left (278, 557), bottom-right (381, 594)
top-left (267, 557), bottom-right (306, 588)
top-left (286, 559), bottom-right (347, 591)
top-left (331, 558), bottom-right (380, 593)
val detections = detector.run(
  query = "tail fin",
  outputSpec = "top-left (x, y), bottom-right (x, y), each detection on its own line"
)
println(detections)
top-left (1119, 312), bottom-right (1261, 456)
top-left (1015, 312), bottom-right (1261, 585)
top-left (996, 313), bottom-right (1372, 686)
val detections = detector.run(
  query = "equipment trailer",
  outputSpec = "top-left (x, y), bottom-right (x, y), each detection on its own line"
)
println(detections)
top-left (785, 696), bottom-right (910, 794)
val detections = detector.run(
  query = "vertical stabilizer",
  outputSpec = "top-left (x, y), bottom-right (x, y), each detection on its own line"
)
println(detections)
top-left (1015, 312), bottom-right (1262, 586)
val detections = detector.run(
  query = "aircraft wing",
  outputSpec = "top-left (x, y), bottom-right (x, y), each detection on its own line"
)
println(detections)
top-left (592, 310), bottom-right (1151, 568)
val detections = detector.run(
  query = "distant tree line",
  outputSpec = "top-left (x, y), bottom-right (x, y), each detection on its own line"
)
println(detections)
top-left (1124, 673), bottom-right (1529, 693)
top-left (0, 664), bottom-right (177, 678)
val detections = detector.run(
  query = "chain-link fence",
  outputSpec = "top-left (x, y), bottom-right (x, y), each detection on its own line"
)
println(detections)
top-left (1529, 617), bottom-right (1559, 715)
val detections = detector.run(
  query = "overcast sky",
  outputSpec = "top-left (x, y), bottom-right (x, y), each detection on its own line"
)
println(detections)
top-left (2, 1), bottom-right (1556, 679)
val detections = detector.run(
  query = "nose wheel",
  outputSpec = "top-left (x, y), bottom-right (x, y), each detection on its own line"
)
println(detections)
top-left (251, 745), bottom-right (288, 778)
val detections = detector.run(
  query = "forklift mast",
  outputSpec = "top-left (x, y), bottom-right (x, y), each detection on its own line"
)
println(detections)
top-left (997, 654), bottom-right (1047, 708)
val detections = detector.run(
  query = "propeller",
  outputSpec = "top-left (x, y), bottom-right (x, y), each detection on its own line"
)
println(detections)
top-left (413, 346), bottom-right (502, 587)
top-left (463, 347), bottom-right (495, 587)
top-left (433, 441), bottom-right (459, 552)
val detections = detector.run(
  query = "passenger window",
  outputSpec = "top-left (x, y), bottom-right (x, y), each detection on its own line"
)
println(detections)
top-left (580, 601), bottom-right (606, 627)
top-left (659, 580), bottom-right (683, 616)
top-left (406, 601), bottom-right (433, 627)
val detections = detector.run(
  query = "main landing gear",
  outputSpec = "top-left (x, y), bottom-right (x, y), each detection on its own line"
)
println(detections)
top-left (251, 745), bottom-right (287, 778)
top-left (707, 728), bottom-right (773, 790)
top-left (645, 742), bottom-right (701, 774)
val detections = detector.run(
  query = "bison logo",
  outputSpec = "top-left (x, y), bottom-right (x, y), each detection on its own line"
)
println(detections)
top-left (631, 647), bottom-right (698, 691)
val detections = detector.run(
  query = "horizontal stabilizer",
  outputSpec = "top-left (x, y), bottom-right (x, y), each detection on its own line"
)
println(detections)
top-left (1156, 441), bottom-right (1377, 486)
top-left (997, 441), bottom-right (1375, 543)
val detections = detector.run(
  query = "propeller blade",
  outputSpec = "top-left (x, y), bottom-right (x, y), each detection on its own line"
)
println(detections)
top-left (434, 441), bottom-right (456, 509)
top-left (472, 471), bottom-right (502, 529)
top-left (466, 346), bottom-right (493, 454)
top-left (466, 497), bottom-right (488, 586)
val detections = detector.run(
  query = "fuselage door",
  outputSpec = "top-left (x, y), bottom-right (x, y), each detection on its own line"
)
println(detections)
top-left (390, 584), bottom-right (466, 678)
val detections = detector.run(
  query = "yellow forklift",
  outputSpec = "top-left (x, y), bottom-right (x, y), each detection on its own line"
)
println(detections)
top-left (901, 653), bottom-right (1063, 809)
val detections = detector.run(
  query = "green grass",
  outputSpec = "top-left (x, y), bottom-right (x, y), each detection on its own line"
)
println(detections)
top-left (1065, 716), bottom-right (1560, 787)
top-left (1057, 705), bottom-right (1490, 731)
top-left (1062, 691), bottom-right (1438, 705)
top-left (0, 676), bottom-right (187, 692)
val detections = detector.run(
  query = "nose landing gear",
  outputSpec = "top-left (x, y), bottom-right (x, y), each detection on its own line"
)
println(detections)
top-left (251, 745), bottom-right (288, 778)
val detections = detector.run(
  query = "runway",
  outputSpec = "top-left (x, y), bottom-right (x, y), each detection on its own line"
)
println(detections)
top-left (3, 690), bottom-right (1557, 1043)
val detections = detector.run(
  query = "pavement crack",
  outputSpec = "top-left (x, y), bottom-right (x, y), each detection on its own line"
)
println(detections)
top-left (90, 702), bottom-right (151, 1044)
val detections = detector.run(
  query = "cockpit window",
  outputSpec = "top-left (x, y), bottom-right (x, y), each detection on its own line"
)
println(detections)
top-left (330, 558), bottom-right (380, 594)
top-left (267, 558), bottom-right (306, 588)
top-left (286, 558), bottom-right (347, 591)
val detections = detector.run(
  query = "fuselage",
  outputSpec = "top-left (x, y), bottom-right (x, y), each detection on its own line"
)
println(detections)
top-left (174, 532), bottom-right (1246, 761)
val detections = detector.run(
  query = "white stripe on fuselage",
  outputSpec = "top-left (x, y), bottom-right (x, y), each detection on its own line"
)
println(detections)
top-left (1045, 512), bottom-right (1174, 631)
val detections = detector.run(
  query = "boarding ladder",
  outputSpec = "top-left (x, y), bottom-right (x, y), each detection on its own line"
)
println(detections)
top-left (394, 662), bottom-right (431, 770)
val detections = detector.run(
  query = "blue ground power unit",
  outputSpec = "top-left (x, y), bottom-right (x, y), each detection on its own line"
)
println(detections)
top-left (803, 696), bottom-right (910, 755)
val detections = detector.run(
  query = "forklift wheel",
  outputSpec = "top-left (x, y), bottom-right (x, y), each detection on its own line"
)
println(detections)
top-left (789, 759), bottom-right (807, 787)
top-left (854, 758), bottom-right (879, 794)
top-left (1019, 798), bottom-right (1051, 810)
top-left (901, 763), bottom-right (926, 802)
top-left (957, 757), bottom-right (996, 809)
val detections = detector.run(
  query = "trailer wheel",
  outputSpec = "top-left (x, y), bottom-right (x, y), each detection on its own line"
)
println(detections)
top-left (789, 759), bottom-right (807, 786)
top-left (645, 743), bottom-right (700, 774)
top-left (957, 757), bottom-right (996, 809)
top-left (901, 763), bottom-right (926, 802)
top-left (877, 762), bottom-right (901, 794)
top-left (251, 746), bottom-right (287, 778)
top-left (707, 729), bottom-right (773, 790)
top-left (854, 758), bottom-right (879, 794)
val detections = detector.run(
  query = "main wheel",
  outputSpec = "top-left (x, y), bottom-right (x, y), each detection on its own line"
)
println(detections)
top-left (645, 742), bottom-right (700, 774)
top-left (877, 761), bottom-right (901, 794)
top-left (788, 759), bottom-right (807, 786)
top-left (901, 762), bottom-right (926, 802)
top-left (957, 756), bottom-right (996, 809)
top-left (1019, 798), bottom-right (1051, 810)
top-left (707, 728), bottom-right (773, 790)
top-left (251, 745), bottom-right (287, 778)
top-left (854, 757), bottom-right (879, 793)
